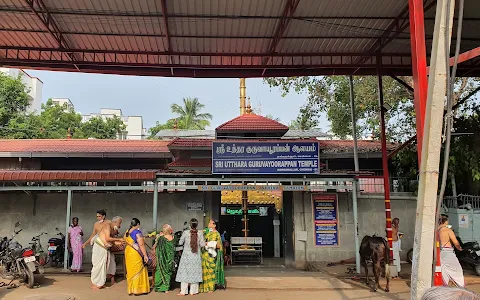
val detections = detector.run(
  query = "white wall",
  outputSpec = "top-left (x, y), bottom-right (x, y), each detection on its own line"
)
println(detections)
top-left (0, 192), bottom-right (210, 263)
top-left (293, 192), bottom-right (417, 269)
top-left (0, 68), bottom-right (43, 114)
top-left (82, 110), bottom-right (145, 140)
top-left (125, 116), bottom-right (144, 140)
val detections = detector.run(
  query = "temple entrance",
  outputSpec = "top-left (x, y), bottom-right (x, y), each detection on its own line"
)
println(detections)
top-left (220, 189), bottom-right (284, 264)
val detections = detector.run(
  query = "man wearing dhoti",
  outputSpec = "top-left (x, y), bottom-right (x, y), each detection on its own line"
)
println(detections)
top-left (91, 216), bottom-right (124, 289)
top-left (438, 214), bottom-right (465, 287)
top-left (392, 218), bottom-right (401, 277)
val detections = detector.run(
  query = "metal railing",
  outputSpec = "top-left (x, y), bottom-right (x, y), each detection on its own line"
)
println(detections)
top-left (443, 194), bottom-right (480, 209)
top-left (357, 176), bottom-right (418, 194)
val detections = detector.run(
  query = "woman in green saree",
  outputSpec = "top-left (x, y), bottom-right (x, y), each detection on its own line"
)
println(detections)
top-left (153, 224), bottom-right (175, 293)
top-left (200, 219), bottom-right (226, 293)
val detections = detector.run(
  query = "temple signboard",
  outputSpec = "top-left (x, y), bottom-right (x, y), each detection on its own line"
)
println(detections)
top-left (212, 141), bottom-right (320, 175)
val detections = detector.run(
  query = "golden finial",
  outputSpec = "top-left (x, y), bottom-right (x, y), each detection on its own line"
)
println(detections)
top-left (246, 97), bottom-right (252, 114)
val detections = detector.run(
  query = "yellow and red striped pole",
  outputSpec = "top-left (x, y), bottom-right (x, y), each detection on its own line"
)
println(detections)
top-left (434, 239), bottom-right (443, 286)
top-left (377, 67), bottom-right (394, 267)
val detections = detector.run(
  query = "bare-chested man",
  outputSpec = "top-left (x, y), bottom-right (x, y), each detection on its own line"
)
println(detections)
top-left (438, 214), bottom-right (464, 287)
top-left (83, 209), bottom-right (110, 249)
top-left (90, 216), bottom-right (124, 289)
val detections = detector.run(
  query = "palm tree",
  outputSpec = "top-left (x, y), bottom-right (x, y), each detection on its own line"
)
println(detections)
top-left (170, 97), bottom-right (213, 130)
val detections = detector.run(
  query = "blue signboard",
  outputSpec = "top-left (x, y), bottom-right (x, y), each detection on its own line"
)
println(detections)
top-left (312, 193), bottom-right (339, 247)
top-left (212, 141), bottom-right (319, 174)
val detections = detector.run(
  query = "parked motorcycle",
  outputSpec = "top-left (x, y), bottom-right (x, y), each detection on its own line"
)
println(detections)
top-left (455, 237), bottom-right (480, 276)
top-left (0, 222), bottom-right (43, 288)
top-left (407, 237), bottom-right (480, 276)
top-left (47, 228), bottom-right (65, 268)
top-left (29, 232), bottom-right (48, 266)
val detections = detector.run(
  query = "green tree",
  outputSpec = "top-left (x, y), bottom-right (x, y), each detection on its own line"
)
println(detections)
top-left (288, 104), bottom-right (319, 130)
top-left (265, 76), bottom-right (412, 140)
top-left (265, 76), bottom-right (480, 141)
top-left (449, 103), bottom-right (480, 194)
top-left (0, 72), bottom-right (30, 128)
top-left (79, 116), bottom-right (126, 139)
top-left (170, 97), bottom-right (212, 130)
top-left (3, 99), bottom-right (126, 139)
top-left (4, 113), bottom-right (44, 139)
top-left (35, 99), bottom-right (82, 138)
top-left (265, 114), bottom-right (281, 122)
top-left (148, 119), bottom-right (178, 139)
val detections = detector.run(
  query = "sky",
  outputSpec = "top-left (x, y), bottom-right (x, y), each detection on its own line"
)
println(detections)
top-left (24, 70), bottom-right (330, 131)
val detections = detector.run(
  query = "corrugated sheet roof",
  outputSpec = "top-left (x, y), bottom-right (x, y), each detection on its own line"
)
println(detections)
top-left (1, 0), bottom-right (479, 77)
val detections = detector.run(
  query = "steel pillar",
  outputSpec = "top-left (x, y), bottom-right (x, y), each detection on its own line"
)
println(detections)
top-left (410, 0), bottom-right (455, 298)
top-left (409, 0), bottom-right (429, 163)
top-left (377, 59), bottom-right (396, 276)
top-left (63, 190), bottom-right (72, 270)
top-left (352, 181), bottom-right (361, 274)
top-left (153, 182), bottom-right (158, 231)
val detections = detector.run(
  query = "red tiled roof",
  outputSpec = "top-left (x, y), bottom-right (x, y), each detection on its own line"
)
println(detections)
top-left (168, 139), bottom-right (213, 148)
top-left (320, 140), bottom-right (398, 153)
top-left (216, 114), bottom-right (289, 132)
top-left (168, 158), bottom-right (211, 168)
top-left (168, 138), bottom-right (399, 153)
top-left (0, 139), bottom-right (170, 153)
top-left (168, 138), bottom-right (319, 149)
top-left (157, 169), bottom-right (211, 175)
top-left (0, 170), bottom-right (157, 181)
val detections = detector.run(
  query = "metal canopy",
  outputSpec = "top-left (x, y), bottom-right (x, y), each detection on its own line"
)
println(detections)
top-left (0, 0), bottom-right (479, 77)
top-left (0, 176), bottom-right (355, 191)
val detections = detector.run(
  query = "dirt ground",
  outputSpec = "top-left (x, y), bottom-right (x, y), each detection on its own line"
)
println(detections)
top-left (1, 266), bottom-right (480, 300)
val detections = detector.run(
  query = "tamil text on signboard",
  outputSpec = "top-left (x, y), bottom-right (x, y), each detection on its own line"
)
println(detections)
top-left (212, 141), bottom-right (319, 174)
top-left (312, 193), bottom-right (339, 246)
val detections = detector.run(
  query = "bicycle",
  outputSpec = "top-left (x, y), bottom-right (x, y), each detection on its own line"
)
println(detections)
top-left (29, 232), bottom-right (48, 266)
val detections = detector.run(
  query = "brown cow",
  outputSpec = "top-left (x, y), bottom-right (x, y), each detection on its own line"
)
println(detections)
top-left (359, 235), bottom-right (390, 292)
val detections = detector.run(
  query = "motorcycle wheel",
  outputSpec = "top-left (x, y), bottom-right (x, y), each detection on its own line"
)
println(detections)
top-left (21, 263), bottom-right (34, 289)
top-left (475, 265), bottom-right (480, 276)
top-left (38, 254), bottom-right (47, 266)
top-left (50, 258), bottom-right (58, 268)
top-left (407, 249), bottom-right (413, 263)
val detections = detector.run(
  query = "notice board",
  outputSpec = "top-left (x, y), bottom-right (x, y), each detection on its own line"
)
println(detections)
top-left (312, 193), bottom-right (339, 247)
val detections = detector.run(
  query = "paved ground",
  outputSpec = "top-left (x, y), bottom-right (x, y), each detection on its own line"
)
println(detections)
top-left (1, 266), bottom-right (480, 300)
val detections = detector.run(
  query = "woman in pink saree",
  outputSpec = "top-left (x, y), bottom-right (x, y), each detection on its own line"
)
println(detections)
top-left (68, 217), bottom-right (84, 272)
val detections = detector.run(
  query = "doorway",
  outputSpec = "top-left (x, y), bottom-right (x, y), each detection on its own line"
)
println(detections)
top-left (220, 205), bottom-right (283, 259)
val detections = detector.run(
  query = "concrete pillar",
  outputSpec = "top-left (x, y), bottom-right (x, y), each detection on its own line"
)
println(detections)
top-left (63, 190), bottom-right (72, 270)
top-left (411, 0), bottom-right (455, 298)
top-left (273, 213), bottom-right (280, 258)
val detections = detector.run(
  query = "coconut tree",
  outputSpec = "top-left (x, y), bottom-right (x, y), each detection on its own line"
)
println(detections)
top-left (170, 97), bottom-right (213, 130)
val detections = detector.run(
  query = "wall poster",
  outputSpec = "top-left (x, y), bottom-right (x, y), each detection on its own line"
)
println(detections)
top-left (312, 193), bottom-right (339, 247)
